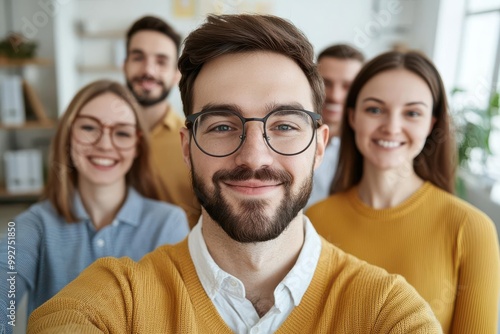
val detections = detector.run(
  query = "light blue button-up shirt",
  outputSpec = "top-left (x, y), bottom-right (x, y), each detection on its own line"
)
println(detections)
top-left (307, 136), bottom-right (340, 208)
top-left (189, 216), bottom-right (321, 333)
top-left (0, 188), bottom-right (189, 334)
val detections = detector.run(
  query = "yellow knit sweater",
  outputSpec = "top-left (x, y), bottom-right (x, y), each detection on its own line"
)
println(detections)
top-left (307, 182), bottom-right (500, 333)
top-left (28, 238), bottom-right (441, 333)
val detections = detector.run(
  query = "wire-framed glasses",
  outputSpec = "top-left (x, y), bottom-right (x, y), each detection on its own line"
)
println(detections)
top-left (185, 109), bottom-right (321, 157)
top-left (72, 115), bottom-right (139, 150)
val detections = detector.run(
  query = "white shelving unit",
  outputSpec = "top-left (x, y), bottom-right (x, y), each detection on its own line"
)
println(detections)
top-left (0, 58), bottom-right (55, 202)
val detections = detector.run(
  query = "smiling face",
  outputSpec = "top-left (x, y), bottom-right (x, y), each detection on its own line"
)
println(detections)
top-left (71, 92), bottom-right (138, 189)
top-left (349, 69), bottom-right (435, 173)
top-left (180, 51), bottom-right (328, 243)
top-left (318, 57), bottom-right (363, 137)
top-left (124, 31), bottom-right (180, 107)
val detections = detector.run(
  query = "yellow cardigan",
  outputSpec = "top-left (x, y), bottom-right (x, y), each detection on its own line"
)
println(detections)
top-left (149, 108), bottom-right (201, 228)
top-left (307, 182), bottom-right (500, 333)
top-left (28, 238), bottom-right (441, 333)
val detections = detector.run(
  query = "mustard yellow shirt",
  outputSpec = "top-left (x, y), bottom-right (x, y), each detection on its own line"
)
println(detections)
top-left (150, 107), bottom-right (200, 228)
top-left (28, 238), bottom-right (442, 333)
top-left (307, 182), bottom-right (500, 333)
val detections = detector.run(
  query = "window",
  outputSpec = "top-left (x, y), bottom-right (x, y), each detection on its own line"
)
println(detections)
top-left (455, 0), bottom-right (500, 179)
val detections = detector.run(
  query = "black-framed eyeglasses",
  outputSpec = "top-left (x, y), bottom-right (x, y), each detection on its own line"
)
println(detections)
top-left (72, 115), bottom-right (140, 150)
top-left (185, 109), bottom-right (321, 157)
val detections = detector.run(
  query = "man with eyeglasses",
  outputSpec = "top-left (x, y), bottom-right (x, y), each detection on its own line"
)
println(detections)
top-left (28, 14), bottom-right (441, 333)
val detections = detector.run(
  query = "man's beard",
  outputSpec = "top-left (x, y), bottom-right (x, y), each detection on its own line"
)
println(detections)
top-left (191, 164), bottom-right (313, 243)
top-left (126, 75), bottom-right (171, 107)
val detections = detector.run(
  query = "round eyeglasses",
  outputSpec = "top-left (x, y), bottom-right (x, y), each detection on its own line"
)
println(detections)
top-left (185, 109), bottom-right (322, 157)
top-left (72, 115), bottom-right (139, 150)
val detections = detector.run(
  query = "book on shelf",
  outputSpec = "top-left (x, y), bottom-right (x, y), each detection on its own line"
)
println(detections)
top-left (23, 79), bottom-right (50, 123)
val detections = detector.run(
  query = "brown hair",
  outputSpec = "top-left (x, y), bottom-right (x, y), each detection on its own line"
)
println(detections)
top-left (126, 15), bottom-right (182, 57)
top-left (178, 14), bottom-right (324, 117)
top-left (43, 80), bottom-right (162, 222)
top-left (317, 44), bottom-right (365, 63)
top-left (332, 51), bottom-right (456, 194)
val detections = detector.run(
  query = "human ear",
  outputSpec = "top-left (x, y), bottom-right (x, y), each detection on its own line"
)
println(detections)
top-left (172, 69), bottom-right (181, 87)
top-left (428, 116), bottom-right (437, 135)
top-left (180, 127), bottom-right (192, 170)
top-left (314, 124), bottom-right (329, 170)
top-left (348, 108), bottom-right (356, 129)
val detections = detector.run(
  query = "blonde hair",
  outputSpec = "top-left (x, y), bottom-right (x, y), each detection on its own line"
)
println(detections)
top-left (43, 80), bottom-right (163, 221)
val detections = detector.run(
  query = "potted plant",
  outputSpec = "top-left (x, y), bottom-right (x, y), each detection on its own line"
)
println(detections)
top-left (0, 33), bottom-right (38, 60)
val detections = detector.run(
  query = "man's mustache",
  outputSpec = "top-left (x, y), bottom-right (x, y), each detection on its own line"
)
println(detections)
top-left (213, 166), bottom-right (292, 184)
top-left (132, 75), bottom-right (164, 86)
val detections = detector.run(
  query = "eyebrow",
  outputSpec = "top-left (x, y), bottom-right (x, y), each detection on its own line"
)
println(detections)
top-left (361, 97), bottom-right (429, 108)
top-left (199, 102), bottom-right (307, 115)
top-left (128, 49), bottom-right (171, 60)
top-left (76, 115), bottom-right (136, 127)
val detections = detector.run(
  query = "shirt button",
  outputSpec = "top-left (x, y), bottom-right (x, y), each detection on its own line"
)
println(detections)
top-left (112, 220), bottom-right (118, 227)
top-left (251, 327), bottom-right (259, 334)
top-left (230, 279), bottom-right (238, 287)
top-left (96, 239), bottom-right (105, 248)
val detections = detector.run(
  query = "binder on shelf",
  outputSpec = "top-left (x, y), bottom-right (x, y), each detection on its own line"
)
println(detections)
top-left (27, 149), bottom-right (43, 191)
top-left (3, 149), bottom-right (43, 193)
top-left (23, 80), bottom-right (50, 123)
top-left (0, 75), bottom-right (26, 125)
top-left (3, 151), bottom-right (22, 193)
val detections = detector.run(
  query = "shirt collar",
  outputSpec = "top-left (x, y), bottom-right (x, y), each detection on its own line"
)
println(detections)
top-left (188, 216), bottom-right (322, 307)
top-left (277, 217), bottom-right (321, 307)
top-left (72, 187), bottom-right (143, 227)
top-left (161, 105), bottom-right (180, 130)
top-left (188, 219), bottom-right (233, 299)
top-left (329, 136), bottom-right (340, 148)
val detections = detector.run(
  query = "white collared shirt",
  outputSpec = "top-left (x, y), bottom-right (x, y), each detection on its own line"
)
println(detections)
top-left (188, 216), bottom-right (322, 334)
top-left (306, 136), bottom-right (340, 208)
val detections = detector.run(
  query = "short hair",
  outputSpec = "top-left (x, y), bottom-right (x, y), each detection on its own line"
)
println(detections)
top-left (178, 14), bottom-right (324, 117)
top-left (317, 44), bottom-right (365, 63)
top-left (126, 16), bottom-right (182, 57)
top-left (43, 80), bottom-right (163, 222)
top-left (332, 51), bottom-right (456, 194)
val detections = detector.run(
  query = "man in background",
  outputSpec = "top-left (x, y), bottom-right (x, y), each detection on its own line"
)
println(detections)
top-left (123, 16), bottom-right (200, 227)
top-left (307, 44), bottom-right (364, 207)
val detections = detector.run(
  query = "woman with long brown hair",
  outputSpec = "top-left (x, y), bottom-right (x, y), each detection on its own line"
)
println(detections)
top-left (0, 80), bottom-right (188, 330)
top-left (307, 51), bottom-right (500, 333)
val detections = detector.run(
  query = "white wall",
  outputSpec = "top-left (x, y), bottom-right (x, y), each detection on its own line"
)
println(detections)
top-left (407, 0), bottom-right (440, 56)
top-left (432, 0), bottom-right (467, 93)
top-left (52, 0), bottom-right (79, 114)
top-left (273, 0), bottom-right (374, 56)
top-left (0, 0), bottom-right (7, 36)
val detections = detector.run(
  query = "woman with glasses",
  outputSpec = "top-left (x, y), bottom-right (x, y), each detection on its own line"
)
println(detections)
top-left (306, 51), bottom-right (500, 332)
top-left (0, 80), bottom-right (189, 329)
